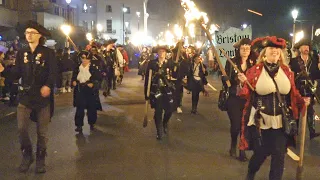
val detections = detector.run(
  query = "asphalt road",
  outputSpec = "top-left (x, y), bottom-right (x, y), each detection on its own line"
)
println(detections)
top-left (0, 69), bottom-right (319, 180)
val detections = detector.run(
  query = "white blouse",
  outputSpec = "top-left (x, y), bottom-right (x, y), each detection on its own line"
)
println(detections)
top-left (247, 67), bottom-right (291, 129)
top-left (193, 63), bottom-right (201, 80)
top-left (77, 64), bottom-right (91, 83)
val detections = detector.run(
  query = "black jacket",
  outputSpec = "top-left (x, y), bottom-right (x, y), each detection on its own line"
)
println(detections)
top-left (13, 45), bottom-right (57, 110)
top-left (60, 54), bottom-right (75, 72)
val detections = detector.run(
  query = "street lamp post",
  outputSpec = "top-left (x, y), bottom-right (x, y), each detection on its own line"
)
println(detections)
top-left (122, 5), bottom-right (128, 44)
top-left (66, 0), bottom-right (71, 24)
top-left (292, 9), bottom-right (298, 49)
top-left (136, 12), bottom-right (141, 31)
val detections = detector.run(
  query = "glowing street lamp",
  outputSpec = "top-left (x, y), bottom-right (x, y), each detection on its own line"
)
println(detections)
top-left (66, 0), bottom-right (72, 23)
top-left (291, 9), bottom-right (299, 49)
top-left (242, 23), bottom-right (248, 29)
top-left (96, 24), bottom-right (103, 32)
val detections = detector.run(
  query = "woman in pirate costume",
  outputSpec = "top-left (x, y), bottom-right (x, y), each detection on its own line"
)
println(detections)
top-left (237, 36), bottom-right (309, 180)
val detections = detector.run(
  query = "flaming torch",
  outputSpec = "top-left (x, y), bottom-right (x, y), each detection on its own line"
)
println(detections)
top-left (181, 0), bottom-right (231, 87)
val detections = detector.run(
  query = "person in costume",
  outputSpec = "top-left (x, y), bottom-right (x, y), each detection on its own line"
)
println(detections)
top-left (237, 36), bottom-right (309, 180)
top-left (188, 54), bottom-right (208, 114)
top-left (289, 39), bottom-right (320, 140)
top-left (13, 21), bottom-right (57, 173)
top-left (222, 38), bottom-right (256, 161)
top-left (72, 51), bottom-right (102, 133)
top-left (144, 45), bottom-right (175, 140)
top-left (138, 47), bottom-right (150, 80)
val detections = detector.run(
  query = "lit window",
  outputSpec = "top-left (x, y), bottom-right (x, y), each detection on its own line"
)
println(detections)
top-left (83, 3), bottom-right (88, 13)
top-left (106, 19), bottom-right (112, 33)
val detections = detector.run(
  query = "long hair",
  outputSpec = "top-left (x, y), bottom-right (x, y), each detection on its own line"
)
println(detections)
top-left (233, 49), bottom-right (257, 69)
top-left (256, 47), bottom-right (288, 66)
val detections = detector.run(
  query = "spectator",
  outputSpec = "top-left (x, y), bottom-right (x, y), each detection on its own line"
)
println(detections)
top-left (60, 48), bottom-right (74, 93)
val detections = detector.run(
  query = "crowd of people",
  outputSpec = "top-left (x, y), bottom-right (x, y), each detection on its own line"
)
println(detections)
top-left (0, 20), bottom-right (320, 180)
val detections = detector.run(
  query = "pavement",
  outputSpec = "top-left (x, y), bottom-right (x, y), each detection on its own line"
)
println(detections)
top-left (0, 69), bottom-right (319, 180)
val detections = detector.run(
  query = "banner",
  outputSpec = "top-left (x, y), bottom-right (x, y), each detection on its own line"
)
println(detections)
top-left (215, 25), bottom-right (252, 66)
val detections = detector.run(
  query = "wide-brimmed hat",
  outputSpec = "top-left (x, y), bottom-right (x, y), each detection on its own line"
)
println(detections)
top-left (233, 38), bottom-right (251, 49)
top-left (25, 20), bottom-right (51, 37)
top-left (152, 45), bottom-right (171, 53)
top-left (251, 36), bottom-right (286, 52)
top-left (293, 39), bottom-right (311, 49)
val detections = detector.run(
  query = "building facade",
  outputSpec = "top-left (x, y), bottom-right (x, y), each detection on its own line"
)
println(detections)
top-left (71, 0), bottom-right (145, 44)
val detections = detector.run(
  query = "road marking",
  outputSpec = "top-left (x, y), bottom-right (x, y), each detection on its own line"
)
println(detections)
top-left (287, 148), bottom-right (300, 161)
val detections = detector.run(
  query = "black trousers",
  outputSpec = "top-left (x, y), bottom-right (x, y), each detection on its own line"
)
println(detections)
top-left (227, 95), bottom-right (246, 144)
top-left (75, 106), bottom-right (97, 127)
top-left (74, 85), bottom-right (97, 127)
top-left (173, 80), bottom-right (183, 108)
top-left (154, 96), bottom-right (172, 135)
top-left (248, 128), bottom-right (287, 180)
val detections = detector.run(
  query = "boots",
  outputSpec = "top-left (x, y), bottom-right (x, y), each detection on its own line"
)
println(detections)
top-left (191, 104), bottom-right (197, 114)
top-left (19, 147), bottom-right (34, 173)
top-left (35, 149), bottom-right (47, 173)
top-left (238, 150), bottom-right (248, 162)
top-left (229, 142), bottom-right (236, 157)
top-left (246, 171), bottom-right (256, 180)
top-left (163, 122), bottom-right (168, 134)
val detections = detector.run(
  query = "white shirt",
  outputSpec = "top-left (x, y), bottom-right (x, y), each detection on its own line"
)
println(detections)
top-left (77, 64), bottom-right (91, 83)
top-left (193, 63), bottom-right (201, 80)
top-left (247, 67), bottom-right (291, 129)
top-left (117, 49), bottom-right (124, 67)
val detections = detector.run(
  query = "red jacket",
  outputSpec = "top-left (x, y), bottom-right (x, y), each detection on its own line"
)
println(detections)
top-left (237, 63), bottom-right (306, 150)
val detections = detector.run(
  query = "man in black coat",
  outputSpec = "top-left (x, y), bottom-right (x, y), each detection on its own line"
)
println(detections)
top-left (144, 45), bottom-right (175, 140)
top-left (289, 39), bottom-right (320, 140)
top-left (13, 21), bottom-right (57, 173)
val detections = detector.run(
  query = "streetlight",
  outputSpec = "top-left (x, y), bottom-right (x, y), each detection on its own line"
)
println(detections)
top-left (96, 24), bottom-right (103, 39)
top-left (66, 0), bottom-right (71, 23)
top-left (61, 24), bottom-right (71, 47)
top-left (242, 23), bottom-right (248, 29)
top-left (136, 12), bottom-right (141, 31)
top-left (291, 9), bottom-right (298, 49)
top-left (122, 5), bottom-right (128, 44)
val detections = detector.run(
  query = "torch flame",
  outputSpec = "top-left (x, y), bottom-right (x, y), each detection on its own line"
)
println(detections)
top-left (181, 0), bottom-right (209, 26)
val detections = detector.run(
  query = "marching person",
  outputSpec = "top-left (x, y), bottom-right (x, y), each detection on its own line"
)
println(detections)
top-left (145, 45), bottom-right (175, 140)
top-left (289, 39), bottom-right (320, 140)
top-left (222, 38), bottom-right (256, 161)
top-left (60, 47), bottom-right (74, 93)
top-left (13, 21), bottom-right (57, 173)
top-left (138, 47), bottom-right (150, 80)
top-left (102, 39), bottom-right (117, 96)
top-left (72, 51), bottom-right (102, 133)
top-left (188, 54), bottom-right (208, 114)
top-left (237, 36), bottom-right (309, 180)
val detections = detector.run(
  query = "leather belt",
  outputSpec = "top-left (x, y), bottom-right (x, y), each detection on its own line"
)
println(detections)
top-left (253, 93), bottom-right (286, 116)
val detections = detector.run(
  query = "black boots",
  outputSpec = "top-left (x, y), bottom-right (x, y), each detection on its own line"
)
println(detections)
top-left (229, 144), bottom-right (236, 157)
top-left (246, 171), bottom-right (256, 180)
top-left (191, 105), bottom-right (197, 114)
top-left (19, 147), bottom-right (34, 173)
top-left (75, 126), bottom-right (83, 132)
top-left (35, 149), bottom-right (47, 173)
top-left (238, 150), bottom-right (248, 162)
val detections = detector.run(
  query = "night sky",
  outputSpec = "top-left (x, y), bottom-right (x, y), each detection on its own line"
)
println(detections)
top-left (148, 0), bottom-right (320, 41)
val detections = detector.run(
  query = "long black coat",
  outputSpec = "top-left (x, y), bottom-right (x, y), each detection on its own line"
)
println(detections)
top-left (72, 63), bottom-right (102, 111)
top-left (188, 62), bottom-right (208, 92)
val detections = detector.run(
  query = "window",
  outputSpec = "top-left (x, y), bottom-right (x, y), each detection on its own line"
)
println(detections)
top-left (54, 7), bottom-right (59, 15)
top-left (0, 0), bottom-right (4, 5)
top-left (82, 3), bottom-right (88, 13)
top-left (123, 7), bottom-right (130, 14)
top-left (106, 5), bottom-right (112, 12)
top-left (83, 21), bottom-right (88, 31)
top-left (62, 8), bottom-right (66, 18)
top-left (106, 20), bottom-right (112, 33)
top-left (91, 21), bottom-right (96, 31)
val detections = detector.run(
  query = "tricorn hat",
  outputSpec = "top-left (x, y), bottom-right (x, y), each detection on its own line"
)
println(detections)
top-left (251, 36), bottom-right (286, 52)
top-left (293, 39), bottom-right (311, 49)
top-left (152, 45), bottom-right (171, 53)
top-left (233, 38), bottom-right (251, 49)
top-left (25, 20), bottom-right (51, 37)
